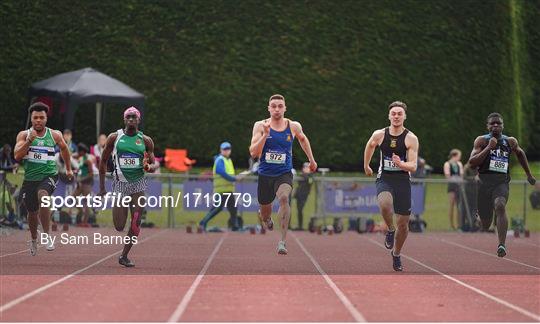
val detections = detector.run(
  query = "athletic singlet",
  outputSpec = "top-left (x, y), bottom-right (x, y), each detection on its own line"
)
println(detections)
top-left (112, 129), bottom-right (146, 182)
top-left (23, 127), bottom-right (58, 181)
top-left (377, 127), bottom-right (409, 179)
top-left (258, 121), bottom-right (293, 176)
top-left (449, 161), bottom-right (460, 176)
top-left (478, 134), bottom-right (511, 183)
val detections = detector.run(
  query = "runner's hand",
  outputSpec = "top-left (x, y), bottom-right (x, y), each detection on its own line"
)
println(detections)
top-left (392, 153), bottom-right (402, 167)
top-left (364, 166), bottom-right (373, 177)
top-left (488, 137), bottom-right (498, 149)
top-left (309, 160), bottom-right (317, 173)
top-left (66, 169), bottom-right (74, 181)
top-left (262, 119), bottom-right (271, 136)
top-left (27, 128), bottom-right (37, 142)
top-left (528, 175), bottom-right (536, 186)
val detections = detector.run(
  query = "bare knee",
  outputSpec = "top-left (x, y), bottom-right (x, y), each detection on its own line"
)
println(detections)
top-left (278, 194), bottom-right (289, 206)
top-left (397, 221), bottom-right (409, 232)
top-left (380, 204), bottom-right (393, 216)
top-left (37, 190), bottom-right (49, 206)
top-left (494, 199), bottom-right (506, 214)
top-left (115, 224), bottom-right (125, 232)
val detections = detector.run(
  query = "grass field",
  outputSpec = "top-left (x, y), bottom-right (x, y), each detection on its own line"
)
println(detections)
top-left (3, 162), bottom-right (539, 232)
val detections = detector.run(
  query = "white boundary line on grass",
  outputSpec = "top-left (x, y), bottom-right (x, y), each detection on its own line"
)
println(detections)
top-left (0, 230), bottom-right (166, 313)
top-left (167, 233), bottom-right (227, 322)
top-left (293, 233), bottom-right (367, 322)
top-left (367, 238), bottom-right (540, 321)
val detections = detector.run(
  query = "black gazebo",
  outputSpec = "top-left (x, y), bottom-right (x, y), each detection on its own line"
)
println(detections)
top-left (27, 67), bottom-right (145, 138)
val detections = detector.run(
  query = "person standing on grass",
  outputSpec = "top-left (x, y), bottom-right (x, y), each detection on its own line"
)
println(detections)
top-left (444, 149), bottom-right (464, 230)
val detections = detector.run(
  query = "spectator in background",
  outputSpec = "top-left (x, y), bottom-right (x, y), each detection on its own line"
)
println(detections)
top-left (72, 143), bottom-right (95, 225)
top-left (444, 149), bottom-right (464, 230)
top-left (55, 150), bottom-right (79, 196)
top-left (410, 156), bottom-right (431, 232)
top-left (0, 144), bottom-right (18, 173)
top-left (292, 162), bottom-right (313, 231)
top-left (199, 142), bottom-right (244, 231)
top-left (56, 129), bottom-right (77, 154)
top-left (248, 155), bottom-right (260, 175)
top-left (92, 134), bottom-right (107, 166)
top-left (530, 182), bottom-right (540, 210)
top-left (462, 162), bottom-right (479, 231)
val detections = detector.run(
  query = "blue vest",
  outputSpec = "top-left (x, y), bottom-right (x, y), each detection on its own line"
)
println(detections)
top-left (259, 122), bottom-right (293, 176)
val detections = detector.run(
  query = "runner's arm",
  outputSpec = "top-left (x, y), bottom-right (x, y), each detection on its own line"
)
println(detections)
top-left (99, 133), bottom-right (117, 192)
top-left (143, 135), bottom-right (158, 173)
top-left (363, 130), bottom-right (384, 173)
top-left (509, 137), bottom-right (536, 185)
top-left (397, 132), bottom-right (418, 173)
top-left (468, 136), bottom-right (490, 167)
top-left (14, 131), bottom-right (31, 161)
top-left (249, 121), bottom-right (267, 158)
top-left (291, 121), bottom-right (316, 169)
top-left (52, 130), bottom-right (72, 173)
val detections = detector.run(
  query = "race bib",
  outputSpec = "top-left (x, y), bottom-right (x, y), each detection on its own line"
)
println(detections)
top-left (26, 147), bottom-right (54, 163)
top-left (489, 156), bottom-right (508, 173)
top-left (265, 152), bottom-right (286, 164)
top-left (119, 156), bottom-right (141, 168)
top-left (383, 156), bottom-right (401, 171)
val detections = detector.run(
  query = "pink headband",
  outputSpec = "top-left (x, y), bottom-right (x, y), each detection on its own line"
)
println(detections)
top-left (123, 106), bottom-right (141, 119)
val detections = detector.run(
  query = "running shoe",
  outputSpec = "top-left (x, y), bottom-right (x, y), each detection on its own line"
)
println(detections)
top-left (391, 251), bottom-right (403, 271)
top-left (46, 237), bottom-right (55, 251)
top-left (277, 240), bottom-right (288, 255)
top-left (385, 229), bottom-right (395, 249)
top-left (258, 210), bottom-right (273, 231)
top-left (497, 244), bottom-right (507, 258)
top-left (30, 239), bottom-right (38, 256)
top-left (119, 255), bottom-right (135, 267)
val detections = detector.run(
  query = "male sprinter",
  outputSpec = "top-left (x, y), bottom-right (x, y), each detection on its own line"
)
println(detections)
top-left (364, 101), bottom-right (419, 271)
top-left (99, 107), bottom-right (157, 267)
top-left (250, 94), bottom-right (317, 254)
top-left (14, 102), bottom-right (73, 255)
top-left (468, 112), bottom-right (536, 257)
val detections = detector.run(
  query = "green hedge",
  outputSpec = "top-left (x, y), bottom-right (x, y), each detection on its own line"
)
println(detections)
top-left (1, 0), bottom-right (538, 170)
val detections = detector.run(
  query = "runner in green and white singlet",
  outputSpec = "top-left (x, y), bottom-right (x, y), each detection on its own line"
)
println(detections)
top-left (72, 143), bottom-right (95, 225)
top-left (14, 102), bottom-right (73, 256)
top-left (99, 106), bottom-right (157, 267)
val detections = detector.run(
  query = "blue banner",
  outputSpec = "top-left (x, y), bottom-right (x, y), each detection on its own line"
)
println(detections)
top-left (323, 182), bottom-right (425, 214)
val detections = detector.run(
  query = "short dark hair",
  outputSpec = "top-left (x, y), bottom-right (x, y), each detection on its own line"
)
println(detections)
top-left (77, 143), bottom-right (89, 153)
top-left (487, 112), bottom-right (503, 122)
top-left (388, 101), bottom-right (407, 111)
top-left (28, 102), bottom-right (49, 114)
top-left (268, 94), bottom-right (285, 103)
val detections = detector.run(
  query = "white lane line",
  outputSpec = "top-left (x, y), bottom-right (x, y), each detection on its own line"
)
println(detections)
top-left (367, 238), bottom-right (540, 322)
top-left (167, 233), bottom-right (227, 322)
top-left (439, 238), bottom-right (540, 271)
top-left (0, 249), bottom-right (30, 258)
top-left (0, 230), bottom-right (166, 313)
top-left (293, 233), bottom-right (367, 322)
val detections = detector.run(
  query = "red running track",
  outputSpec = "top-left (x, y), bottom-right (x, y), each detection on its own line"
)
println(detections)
top-left (1, 227), bottom-right (539, 322)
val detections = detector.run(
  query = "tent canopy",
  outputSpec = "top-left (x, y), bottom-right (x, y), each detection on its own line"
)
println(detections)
top-left (27, 67), bottom-right (145, 134)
